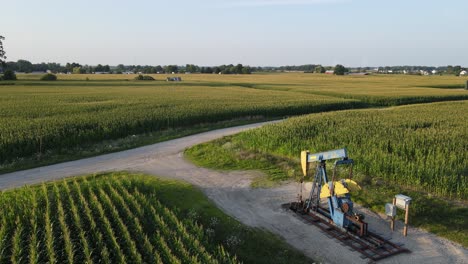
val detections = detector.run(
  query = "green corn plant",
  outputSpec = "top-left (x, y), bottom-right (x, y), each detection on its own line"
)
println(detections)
top-left (62, 180), bottom-right (92, 263)
top-left (97, 188), bottom-right (142, 263)
top-left (41, 184), bottom-right (56, 264)
top-left (82, 179), bottom-right (126, 263)
top-left (53, 183), bottom-right (75, 264)
top-left (10, 217), bottom-right (23, 264)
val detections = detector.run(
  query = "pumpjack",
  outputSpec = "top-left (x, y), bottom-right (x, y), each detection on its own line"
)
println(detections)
top-left (290, 148), bottom-right (367, 235)
top-left (286, 148), bottom-right (410, 261)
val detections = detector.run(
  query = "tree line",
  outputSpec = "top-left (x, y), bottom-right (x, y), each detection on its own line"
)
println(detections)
top-left (0, 60), bottom-right (349, 75)
top-left (1, 58), bottom-right (466, 76)
top-left (118, 64), bottom-right (254, 75)
top-left (2, 60), bottom-right (112, 74)
top-left (1, 60), bottom-right (255, 75)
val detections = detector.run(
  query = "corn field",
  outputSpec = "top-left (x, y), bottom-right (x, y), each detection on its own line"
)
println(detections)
top-left (0, 83), bottom-right (359, 163)
top-left (2, 73), bottom-right (467, 165)
top-left (234, 101), bottom-right (468, 199)
top-left (0, 174), bottom-right (238, 264)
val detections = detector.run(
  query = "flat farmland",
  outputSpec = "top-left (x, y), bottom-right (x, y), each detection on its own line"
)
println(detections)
top-left (0, 78), bottom-right (357, 171)
top-left (1, 73), bottom-right (467, 172)
top-left (1, 73), bottom-right (467, 249)
top-left (181, 73), bottom-right (468, 105)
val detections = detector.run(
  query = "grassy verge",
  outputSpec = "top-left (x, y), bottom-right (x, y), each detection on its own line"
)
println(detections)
top-left (0, 117), bottom-right (271, 175)
top-left (185, 137), bottom-right (468, 247)
top-left (185, 136), bottom-right (296, 188)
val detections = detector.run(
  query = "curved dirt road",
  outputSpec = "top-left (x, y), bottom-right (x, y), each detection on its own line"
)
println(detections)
top-left (1, 122), bottom-right (466, 264)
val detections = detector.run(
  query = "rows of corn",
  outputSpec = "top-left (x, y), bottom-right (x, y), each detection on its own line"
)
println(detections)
top-left (233, 101), bottom-right (468, 199)
top-left (0, 175), bottom-right (238, 263)
top-left (0, 83), bottom-right (360, 162)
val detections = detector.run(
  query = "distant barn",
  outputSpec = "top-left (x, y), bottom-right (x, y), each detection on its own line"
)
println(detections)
top-left (325, 70), bottom-right (334, 74)
top-left (166, 77), bottom-right (182, 82)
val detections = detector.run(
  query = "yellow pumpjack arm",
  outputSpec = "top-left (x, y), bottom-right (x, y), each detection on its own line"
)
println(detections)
top-left (319, 179), bottom-right (361, 198)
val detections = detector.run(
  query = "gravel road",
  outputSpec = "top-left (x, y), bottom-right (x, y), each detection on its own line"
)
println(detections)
top-left (1, 121), bottom-right (466, 264)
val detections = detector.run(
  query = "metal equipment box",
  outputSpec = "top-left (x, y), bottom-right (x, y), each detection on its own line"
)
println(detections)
top-left (395, 194), bottom-right (412, 209)
top-left (385, 203), bottom-right (396, 217)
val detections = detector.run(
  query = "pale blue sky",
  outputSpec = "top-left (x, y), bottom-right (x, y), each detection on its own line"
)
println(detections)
top-left (2, 0), bottom-right (467, 66)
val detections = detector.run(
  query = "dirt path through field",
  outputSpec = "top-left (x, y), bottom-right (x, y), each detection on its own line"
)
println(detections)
top-left (0, 122), bottom-right (466, 264)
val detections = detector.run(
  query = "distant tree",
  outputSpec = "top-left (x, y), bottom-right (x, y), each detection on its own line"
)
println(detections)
top-left (334, 64), bottom-right (348, 75)
top-left (446, 65), bottom-right (453, 74)
top-left (453, 65), bottom-right (462, 76)
top-left (2, 70), bottom-right (16, 80)
top-left (132, 65), bottom-right (142, 73)
top-left (16, 59), bottom-right (34, 73)
top-left (116, 64), bottom-right (125, 72)
top-left (235, 64), bottom-right (244, 74)
top-left (314, 65), bottom-right (325, 73)
top-left (92, 64), bottom-right (110, 72)
top-left (142, 66), bottom-right (154, 74)
top-left (4, 61), bottom-right (16, 71)
top-left (276, 64), bottom-right (316, 72)
top-left (0, 35), bottom-right (6, 67)
top-left (164, 65), bottom-right (178, 73)
top-left (40, 73), bottom-right (57, 81)
top-left (65, 62), bottom-right (81, 73)
top-left (72, 67), bottom-right (85, 74)
top-left (185, 64), bottom-right (198, 73)
top-left (83, 65), bottom-right (93, 74)
top-left (200, 67), bottom-right (212, 74)
top-left (155, 65), bottom-right (163, 73)
top-left (94, 64), bottom-right (104, 72)
top-left (229, 65), bottom-right (237, 74)
top-left (134, 74), bottom-right (155, 81)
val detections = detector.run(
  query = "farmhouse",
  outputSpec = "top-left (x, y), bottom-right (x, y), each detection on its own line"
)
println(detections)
top-left (167, 77), bottom-right (182, 82)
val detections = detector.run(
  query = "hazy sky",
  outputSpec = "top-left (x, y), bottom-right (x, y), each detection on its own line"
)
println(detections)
top-left (2, 0), bottom-right (467, 66)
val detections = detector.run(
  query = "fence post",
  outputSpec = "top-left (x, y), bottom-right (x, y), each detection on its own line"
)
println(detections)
top-left (391, 198), bottom-right (396, 231)
top-left (403, 204), bottom-right (410, 236)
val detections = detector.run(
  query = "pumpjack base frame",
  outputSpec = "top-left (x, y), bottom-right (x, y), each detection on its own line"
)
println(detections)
top-left (283, 203), bottom-right (410, 262)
